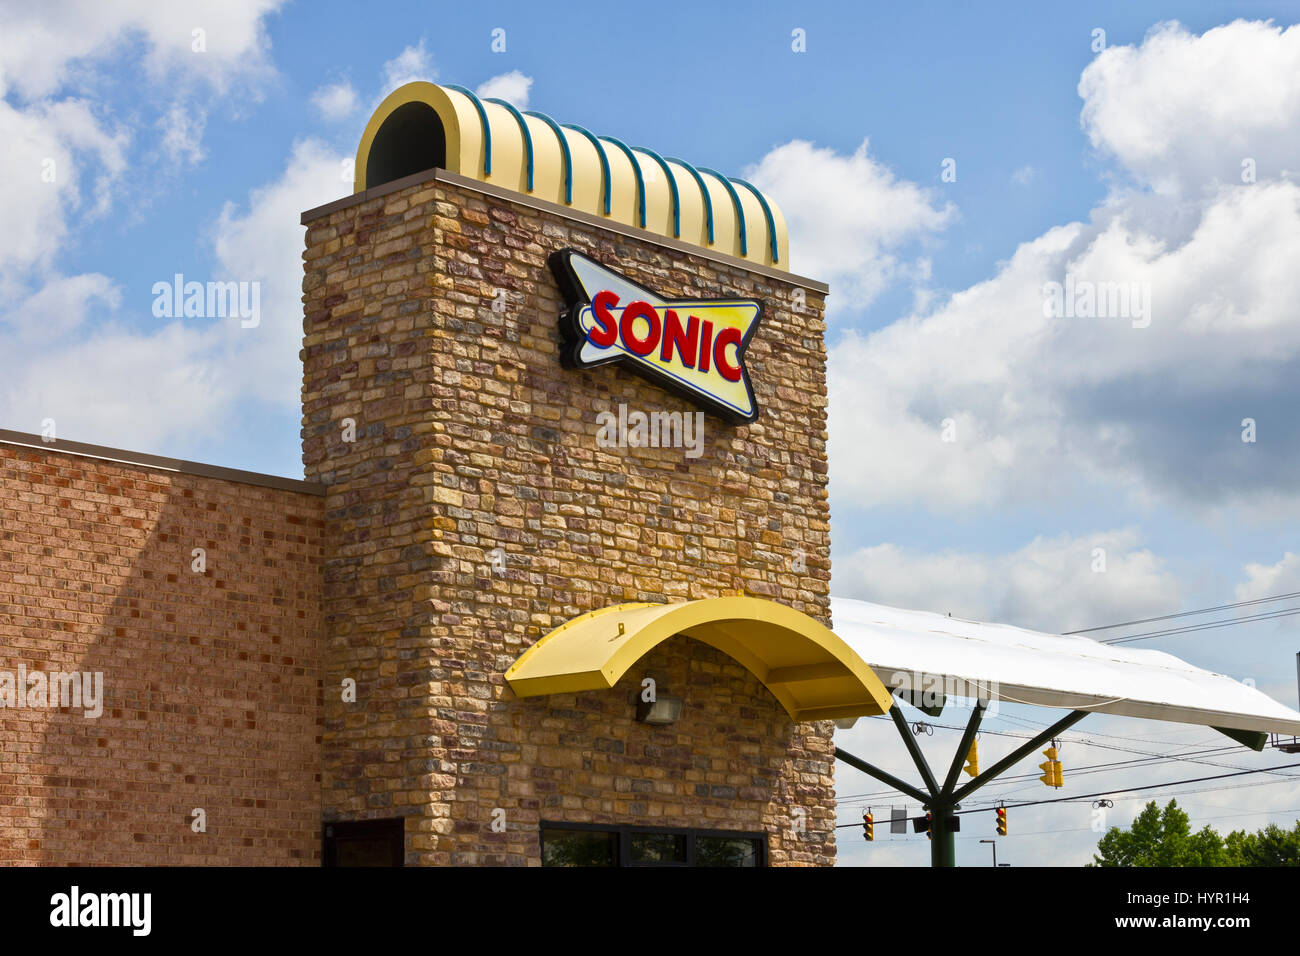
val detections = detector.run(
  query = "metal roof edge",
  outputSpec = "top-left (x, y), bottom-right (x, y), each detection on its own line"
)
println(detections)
top-left (0, 429), bottom-right (325, 497)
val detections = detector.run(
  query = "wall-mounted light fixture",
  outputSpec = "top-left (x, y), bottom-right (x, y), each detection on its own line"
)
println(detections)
top-left (636, 695), bottom-right (683, 725)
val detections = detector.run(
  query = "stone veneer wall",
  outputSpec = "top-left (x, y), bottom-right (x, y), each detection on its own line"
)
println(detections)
top-left (301, 171), bottom-right (837, 865)
top-left (0, 444), bottom-right (323, 865)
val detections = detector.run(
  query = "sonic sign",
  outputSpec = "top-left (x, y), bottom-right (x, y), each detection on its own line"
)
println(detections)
top-left (549, 250), bottom-right (763, 424)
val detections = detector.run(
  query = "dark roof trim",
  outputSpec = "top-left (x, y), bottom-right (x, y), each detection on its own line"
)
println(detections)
top-left (300, 166), bottom-right (830, 296)
top-left (0, 429), bottom-right (325, 496)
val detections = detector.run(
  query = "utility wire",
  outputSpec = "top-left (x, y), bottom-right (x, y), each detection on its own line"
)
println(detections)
top-left (838, 715), bottom-right (1293, 804)
top-left (836, 718), bottom-right (1250, 804)
top-left (1100, 604), bottom-right (1300, 645)
top-left (839, 765), bottom-right (1300, 827)
top-left (847, 805), bottom-right (1300, 839)
top-left (1063, 588), bottom-right (1300, 635)
top-left (957, 805), bottom-right (1300, 838)
top-left (979, 773), bottom-right (1300, 806)
top-left (837, 745), bottom-right (1237, 802)
top-left (853, 713), bottom-right (1250, 762)
top-left (952, 766), bottom-right (1300, 815)
top-left (836, 746), bottom-right (1261, 807)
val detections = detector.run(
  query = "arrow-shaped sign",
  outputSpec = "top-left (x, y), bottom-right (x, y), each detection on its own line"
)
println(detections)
top-left (549, 249), bottom-right (763, 424)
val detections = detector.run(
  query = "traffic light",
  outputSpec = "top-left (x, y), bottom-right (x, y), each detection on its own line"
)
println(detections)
top-left (963, 739), bottom-right (979, 777)
top-left (925, 811), bottom-right (933, 840)
top-left (1039, 746), bottom-right (1063, 788)
top-left (863, 811), bottom-right (874, 842)
top-left (995, 806), bottom-right (1007, 836)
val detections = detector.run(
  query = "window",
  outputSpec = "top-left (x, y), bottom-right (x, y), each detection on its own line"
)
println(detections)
top-left (540, 828), bottom-right (617, 867)
top-left (630, 831), bottom-right (687, 865)
top-left (540, 822), bottom-right (766, 867)
top-left (696, 835), bottom-right (761, 867)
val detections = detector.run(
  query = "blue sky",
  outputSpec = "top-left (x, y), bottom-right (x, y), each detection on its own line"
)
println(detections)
top-left (4, 1), bottom-right (1300, 866)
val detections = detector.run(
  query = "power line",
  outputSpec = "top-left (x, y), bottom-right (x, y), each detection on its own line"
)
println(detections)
top-left (1063, 588), bottom-right (1300, 635)
top-left (838, 745), bottom-right (1234, 800)
top-left (839, 766), bottom-right (1300, 827)
top-left (835, 718), bottom-right (1246, 799)
top-left (836, 745), bottom-right (1256, 807)
top-left (952, 766), bottom-right (1300, 815)
top-left (838, 718), bottom-right (1293, 805)
top-left (963, 771), bottom-right (1300, 807)
top-left (1100, 604), bottom-right (1300, 645)
top-left (851, 712), bottom-right (1249, 761)
top-left (836, 713), bottom-right (1297, 808)
top-left (847, 806), bottom-right (1300, 845)
top-left (955, 805), bottom-right (1300, 839)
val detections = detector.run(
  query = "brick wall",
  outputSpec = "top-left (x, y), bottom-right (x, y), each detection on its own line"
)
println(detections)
top-left (0, 445), bottom-right (323, 865)
top-left (301, 172), bottom-right (838, 865)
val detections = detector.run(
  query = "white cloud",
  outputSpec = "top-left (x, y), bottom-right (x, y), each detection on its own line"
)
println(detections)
top-left (213, 138), bottom-right (349, 407)
top-left (0, 319), bottom-right (239, 449)
top-left (0, 96), bottom-right (128, 282)
top-left (0, 1), bottom-right (284, 101)
top-left (381, 40), bottom-right (435, 93)
top-left (825, 20), bottom-right (1300, 514)
top-left (476, 70), bottom-right (532, 109)
top-left (1011, 164), bottom-right (1035, 186)
top-left (0, 139), bottom-right (346, 451)
top-left (834, 529), bottom-right (1183, 634)
top-left (0, 0), bottom-right (285, 289)
top-left (829, 181), bottom-right (1300, 512)
top-left (311, 80), bottom-right (359, 121)
top-left (746, 139), bottom-right (954, 308)
top-left (1236, 552), bottom-right (1300, 601)
top-left (158, 103), bottom-right (206, 165)
top-left (0, 0), bottom-right (297, 452)
top-left (1, 272), bottom-right (119, 342)
top-left (1079, 20), bottom-right (1300, 195)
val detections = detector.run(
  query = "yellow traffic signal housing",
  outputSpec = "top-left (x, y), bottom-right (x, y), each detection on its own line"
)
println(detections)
top-left (995, 806), bottom-right (1007, 836)
top-left (963, 739), bottom-right (979, 778)
top-left (863, 811), bottom-right (874, 842)
top-left (1039, 746), bottom-right (1063, 788)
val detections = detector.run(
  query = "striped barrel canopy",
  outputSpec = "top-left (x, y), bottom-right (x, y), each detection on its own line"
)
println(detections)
top-left (355, 82), bottom-right (788, 268)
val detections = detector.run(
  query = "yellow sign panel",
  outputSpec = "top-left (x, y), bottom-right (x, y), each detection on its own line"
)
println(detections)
top-left (549, 249), bottom-right (762, 423)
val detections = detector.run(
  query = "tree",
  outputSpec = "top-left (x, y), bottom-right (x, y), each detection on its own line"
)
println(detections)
top-left (1222, 821), bottom-right (1300, 866)
top-left (1091, 799), bottom-right (1300, 866)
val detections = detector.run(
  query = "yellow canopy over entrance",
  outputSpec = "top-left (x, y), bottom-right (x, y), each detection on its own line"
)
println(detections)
top-left (504, 596), bottom-right (894, 723)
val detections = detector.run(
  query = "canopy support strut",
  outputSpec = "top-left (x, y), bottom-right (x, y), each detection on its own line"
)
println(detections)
top-left (835, 701), bottom-right (1090, 867)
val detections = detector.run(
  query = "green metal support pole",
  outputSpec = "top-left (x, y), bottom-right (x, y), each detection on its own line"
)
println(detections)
top-left (930, 808), bottom-right (955, 867)
top-left (924, 701), bottom-right (987, 869)
top-left (890, 700), bottom-right (942, 797)
top-left (940, 701), bottom-right (986, 800)
top-left (834, 746), bottom-right (932, 805)
top-left (836, 706), bottom-right (1089, 868)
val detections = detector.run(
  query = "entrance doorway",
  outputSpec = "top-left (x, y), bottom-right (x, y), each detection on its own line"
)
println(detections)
top-left (322, 818), bottom-right (405, 867)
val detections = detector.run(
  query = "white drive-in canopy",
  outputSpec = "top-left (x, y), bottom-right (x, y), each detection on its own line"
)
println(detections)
top-left (831, 597), bottom-right (1300, 736)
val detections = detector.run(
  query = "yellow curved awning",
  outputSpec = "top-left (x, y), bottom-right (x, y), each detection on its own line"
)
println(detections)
top-left (504, 596), bottom-right (894, 723)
